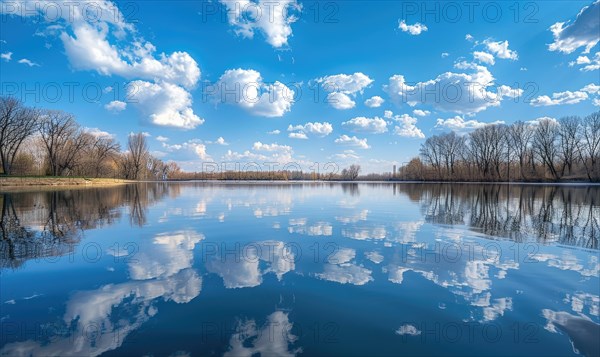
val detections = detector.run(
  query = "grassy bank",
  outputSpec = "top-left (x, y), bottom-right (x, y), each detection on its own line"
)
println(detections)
top-left (0, 176), bottom-right (134, 190)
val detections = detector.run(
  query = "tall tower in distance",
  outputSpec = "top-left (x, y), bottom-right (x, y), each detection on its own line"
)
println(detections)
top-left (393, 165), bottom-right (396, 177)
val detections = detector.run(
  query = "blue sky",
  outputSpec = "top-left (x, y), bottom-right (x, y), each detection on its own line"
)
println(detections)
top-left (1, 0), bottom-right (599, 173)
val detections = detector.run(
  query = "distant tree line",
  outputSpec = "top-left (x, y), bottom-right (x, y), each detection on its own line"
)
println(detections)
top-left (0, 97), bottom-right (181, 180)
top-left (398, 112), bottom-right (600, 182)
top-left (167, 164), bottom-right (362, 181)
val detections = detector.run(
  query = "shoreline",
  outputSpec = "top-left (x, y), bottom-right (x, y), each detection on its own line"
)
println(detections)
top-left (1, 177), bottom-right (599, 191)
top-left (0, 177), bottom-right (134, 191)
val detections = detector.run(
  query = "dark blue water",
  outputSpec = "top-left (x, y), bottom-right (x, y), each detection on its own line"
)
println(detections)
top-left (1, 183), bottom-right (598, 356)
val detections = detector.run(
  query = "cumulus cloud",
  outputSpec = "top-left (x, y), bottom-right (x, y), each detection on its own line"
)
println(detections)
top-left (214, 68), bottom-right (294, 117)
top-left (334, 135), bottom-right (370, 149)
top-left (161, 139), bottom-right (211, 161)
top-left (327, 92), bottom-right (355, 110)
top-left (548, 0), bottom-right (600, 54)
top-left (342, 116), bottom-right (388, 134)
top-left (385, 64), bottom-right (522, 115)
top-left (267, 129), bottom-right (281, 135)
top-left (484, 40), bottom-right (518, 60)
top-left (391, 113), bottom-right (425, 138)
top-left (288, 122), bottom-right (333, 138)
top-left (5, 0), bottom-right (203, 129)
top-left (398, 20), bottom-right (427, 35)
top-left (412, 109), bottom-right (430, 117)
top-left (473, 51), bottom-right (495, 65)
top-left (332, 149), bottom-right (360, 160)
top-left (253, 142), bottom-right (292, 152)
top-left (530, 85), bottom-right (591, 106)
top-left (365, 95), bottom-right (385, 108)
top-left (316, 72), bottom-right (374, 110)
top-left (104, 100), bottom-right (127, 112)
top-left (215, 137), bottom-right (228, 145)
top-left (61, 23), bottom-right (200, 88)
top-left (570, 52), bottom-right (600, 71)
top-left (84, 127), bottom-right (115, 139)
top-left (582, 83), bottom-right (600, 94)
top-left (219, 0), bottom-right (301, 48)
top-left (396, 324), bottom-right (421, 336)
top-left (435, 116), bottom-right (505, 132)
top-left (288, 132), bottom-right (307, 139)
top-left (128, 80), bottom-right (204, 129)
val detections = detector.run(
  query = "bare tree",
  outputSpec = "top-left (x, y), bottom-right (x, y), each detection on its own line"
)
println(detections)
top-left (580, 111), bottom-right (600, 181)
top-left (39, 111), bottom-right (92, 176)
top-left (469, 125), bottom-right (506, 180)
top-left (509, 121), bottom-right (534, 180)
top-left (420, 136), bottom-right (443, 178)
top-left (439, 132), bottom-right (466, 179)
top-left (558, 116), bottom-right (581, 176)
top-left (127, 133), bottom-right (149, 180)
top-left (341, 164), bottom-right (361, 180)
top-left (90, 135), bottom-right (120, 177)
top-left (532, 119), bottom-right (562, 180)
top-left (0, 97), bottom-right (40, 175)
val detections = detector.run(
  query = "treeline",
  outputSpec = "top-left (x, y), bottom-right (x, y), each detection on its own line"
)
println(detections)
top-left (0, 97), bottom-right (181, 180)
top-left (398, 112), bottom-right (600, 182)
top-left (168, 164), bottom-right (363, 181)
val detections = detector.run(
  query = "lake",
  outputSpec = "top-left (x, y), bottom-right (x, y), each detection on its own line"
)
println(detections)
top-left (1, 182), bottom-right (599, 357)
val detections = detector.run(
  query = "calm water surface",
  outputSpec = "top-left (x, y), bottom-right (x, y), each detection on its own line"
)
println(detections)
top-left (1, 183), bottom-right (599, 356)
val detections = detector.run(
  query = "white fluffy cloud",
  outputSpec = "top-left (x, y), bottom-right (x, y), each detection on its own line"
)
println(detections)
top-left (484, 40), bottom-right (518, 60)
top-left (530, 86), bottom-right (590, 106)
top-left (390, 113), bottom-right (425, 138)
top-left (104, 100), bottom-right (127, 112)
top-left (412, 109), bottom-right (430, 117)
top-left (61, 23), bottom-right (200, 88)
top-left (224, 142), bottom-right (299, 165)
top-left (84, 127), bottom-right (115, 139)
top-left (128, 80), bottom-right (204, 129)
top-left (288, 132), bottom-right (308, 139)
top-left (288, 122), bottom-right (333, 138)
top-left (214, 68), bottom-right (294, 117)
top-left (364, 95), bottom-right (385, 108)
top-left (473, 51), bottom-right (495, 65)
top-left (327, 92), bottom-right (355, 110)
top-left (334, 135), bottom-right (370, 149)
top-left (215, 137), bottom-right (228, 145)
top-left (569, 52), bottom-right (600, 71)
top-left (161, 139), bottom-right (210, 160)
top-left (317, 72), bottom-right (374, 110)
top-left (385, 64), bottom-right (522, 115)
top-left (253, 142), bottom-right (292, 152)
top-left (342, 117), bottom-right (388, 134)
top-left (219, 0), bottom-right (301, 48)
top-left (317, 72), bottom-right (373, 93)
top-left (6, 0), bottom-right (203, 129)
top-left (398, 20), bottom-right (427, 35)
top-left (549, 0), bottom-right (600, 54)
top-left (435, 116), bottom-right (505, 132)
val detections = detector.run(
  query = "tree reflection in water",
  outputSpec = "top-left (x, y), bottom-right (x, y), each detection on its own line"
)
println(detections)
top-left (395, 184), bottom-right (599, 249)
top-left (0, 183), bottom-right (179, 269)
